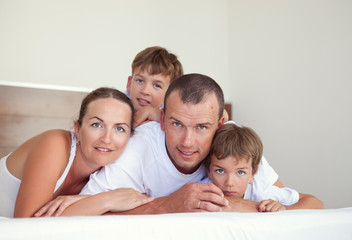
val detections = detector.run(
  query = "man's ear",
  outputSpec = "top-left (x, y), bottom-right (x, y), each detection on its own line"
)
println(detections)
top-left (218, 115), bottom-right (225, 128)
top-left (126, 76), bottom-right (132, 93)
top-left (160, 109), bottom-right (166, 132)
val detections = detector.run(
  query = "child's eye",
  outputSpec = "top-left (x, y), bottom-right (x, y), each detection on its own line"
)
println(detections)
top-left (237, 170), bottom-right (245, 176)
top-left (153, 83), bottom-right (162, 89)
top-left (136, 79), bottom-right (144, 84)
top-left (91, 123), bottom-right (102, 128)
top-left (215, 169), bottom-right (225, 174)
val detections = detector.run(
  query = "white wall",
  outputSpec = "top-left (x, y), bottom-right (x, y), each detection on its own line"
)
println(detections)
top-left (229, 0), bottom-right (352, 208)
top-left (0, 0), bottom-right (231, 99)
top-left (1, 0), bottom-right (351, 209)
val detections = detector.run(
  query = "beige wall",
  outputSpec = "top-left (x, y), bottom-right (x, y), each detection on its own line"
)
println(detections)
top-left (0, 0), bottom-right (231, 99)
top-left (1, 0), bottom-right (351, 208)
top-left (229, 0), bottom-right (352, 208)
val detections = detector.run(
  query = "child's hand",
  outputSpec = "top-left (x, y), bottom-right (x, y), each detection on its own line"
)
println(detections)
top-left (258, 199), bottom-right (286, 212)
top-left (134, 106), bottom-right (161, 128)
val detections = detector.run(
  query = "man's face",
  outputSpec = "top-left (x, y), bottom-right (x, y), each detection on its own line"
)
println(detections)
top-left (161, 91), bottom-right (223, 174)
top-left (127, 67), bottom-right (171, 111)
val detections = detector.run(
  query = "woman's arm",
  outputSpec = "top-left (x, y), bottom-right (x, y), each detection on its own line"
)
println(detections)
top-left (13, 130), bottom-right (71, 217)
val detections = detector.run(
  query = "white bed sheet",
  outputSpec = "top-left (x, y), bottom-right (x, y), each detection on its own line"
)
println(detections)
top-left (0, 208), bottom-right (351, 240)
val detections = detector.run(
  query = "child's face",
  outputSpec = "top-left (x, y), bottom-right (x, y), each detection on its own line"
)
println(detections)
top-left (208, 155), bottom-right (254, 197)
top-left (127, 67), bottom-right (171, 112)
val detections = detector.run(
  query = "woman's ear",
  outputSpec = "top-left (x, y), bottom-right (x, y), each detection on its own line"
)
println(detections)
top-left (74, 121), bottom-right (80, 142)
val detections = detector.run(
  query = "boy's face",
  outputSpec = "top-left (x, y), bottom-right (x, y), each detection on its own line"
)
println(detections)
top-left (127, 67), bottom-right (171, 112)
top-left (208, 155), bottom-right (254, 197)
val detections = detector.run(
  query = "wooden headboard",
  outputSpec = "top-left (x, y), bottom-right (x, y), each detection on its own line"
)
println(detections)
top-left (0, 84), bottom-right (88, 158)
top-left (0, 83), bottom-right (232, 158)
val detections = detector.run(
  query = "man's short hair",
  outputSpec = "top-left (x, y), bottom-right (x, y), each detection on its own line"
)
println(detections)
top-left (164, 73), bottom-right (224, 120)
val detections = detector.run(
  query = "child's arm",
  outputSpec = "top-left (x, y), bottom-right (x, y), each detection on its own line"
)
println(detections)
top-left (258, 199), bottom-right (286, 212)
top-left (134, 106), bottom-right (161, 128)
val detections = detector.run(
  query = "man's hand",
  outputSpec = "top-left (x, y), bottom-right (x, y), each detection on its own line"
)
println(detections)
top-left (115, 182), bottom-right (229, 214)
top-left (163, 182), bottom-right (229, 213)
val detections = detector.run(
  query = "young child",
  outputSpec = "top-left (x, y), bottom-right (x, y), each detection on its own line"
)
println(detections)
top-left (125, 46), bottom-right (183, 127)
top-left (204, 122), bottom-right (300, 212)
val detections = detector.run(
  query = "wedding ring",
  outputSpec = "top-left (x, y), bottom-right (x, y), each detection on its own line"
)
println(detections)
top-left (197, 201), bottom-right (201, 209)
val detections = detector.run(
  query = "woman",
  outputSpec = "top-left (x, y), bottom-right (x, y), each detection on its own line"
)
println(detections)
top-left (0, 87), bottom-right (153, 218)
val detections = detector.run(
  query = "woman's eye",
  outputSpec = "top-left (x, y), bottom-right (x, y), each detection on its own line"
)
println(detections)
top-left (215, 169), bottom-right (225, 174)
top-left (91, 123), bottom-right (102, 128)
top-left (115, 126), bottom-right (125, 132)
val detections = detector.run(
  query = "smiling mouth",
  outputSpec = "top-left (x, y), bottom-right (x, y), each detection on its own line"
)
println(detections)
top-left (96, 147), bottom-right (112, 152)
top-left (137, 98), bottom-right (150, 105)
top-left (178, 149), bottom-right (196, 158)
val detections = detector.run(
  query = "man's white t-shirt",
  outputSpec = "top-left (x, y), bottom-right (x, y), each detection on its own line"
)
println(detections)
top-left (81, 121), bottom-right (297, 205)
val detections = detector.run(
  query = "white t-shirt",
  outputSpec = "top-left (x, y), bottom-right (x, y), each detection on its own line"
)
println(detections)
top-left (81, 122), bottom-right (280, 201)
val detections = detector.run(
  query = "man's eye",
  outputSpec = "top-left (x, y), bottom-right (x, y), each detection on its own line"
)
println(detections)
top-left (173, 122), bottom-right (182, 127)
top-left (215, 169), bottom-right (225, 174)
top-left (198, 125), bottom-right (207, 130)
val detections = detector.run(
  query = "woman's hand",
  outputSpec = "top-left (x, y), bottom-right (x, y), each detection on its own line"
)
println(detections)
top-left (34, 195), bottom-right (88, 217)
top-left (258, 199), bottom-right (286, 212)
top-left (103, 188), bottom-right (154, 213)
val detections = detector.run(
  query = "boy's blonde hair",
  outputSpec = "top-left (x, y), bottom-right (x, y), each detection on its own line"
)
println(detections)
top-left (204, 123), bottom-right (263, 174)
top-left (131, 46), bottom-right (183, 82)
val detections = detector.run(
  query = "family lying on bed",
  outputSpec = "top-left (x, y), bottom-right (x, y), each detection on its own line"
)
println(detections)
top-left (0, 47), bottom-right (324, 218)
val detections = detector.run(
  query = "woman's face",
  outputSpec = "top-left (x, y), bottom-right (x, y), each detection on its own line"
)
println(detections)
top-left (75, 98), bottom-right (132, 169)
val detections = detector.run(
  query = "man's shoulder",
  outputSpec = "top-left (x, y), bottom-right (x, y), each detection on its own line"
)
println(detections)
top-left (134, 121), bottom-right (163, 138)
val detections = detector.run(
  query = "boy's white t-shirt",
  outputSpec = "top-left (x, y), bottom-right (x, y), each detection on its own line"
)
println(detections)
top-left (81, 121), bottom-right (285, 204)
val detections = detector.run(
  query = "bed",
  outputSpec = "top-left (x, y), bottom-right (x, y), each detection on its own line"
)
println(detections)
top-left (1, 82), bottom-right (351, 239)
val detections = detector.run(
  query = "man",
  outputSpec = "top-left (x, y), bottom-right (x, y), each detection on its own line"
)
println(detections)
top-left (38, 73), bottom-right (323, 216)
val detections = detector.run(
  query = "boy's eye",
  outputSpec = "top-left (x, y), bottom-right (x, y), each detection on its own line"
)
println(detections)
top-left (153, 83), bottom-right (162, 89)
top-left (136, 79), bottom-right (144, 84)
top-left (215, 169), bottom-right (225, 174)
top-left (237, 170), bottom-right (245, 176)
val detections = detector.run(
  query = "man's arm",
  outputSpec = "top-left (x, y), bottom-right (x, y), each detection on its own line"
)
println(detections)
top-left (274, 179), bottom-right (324, 209)
top-left (286, 193), bottom-right (324, 210)
top-left (107, 183), bottom-right (229, 215)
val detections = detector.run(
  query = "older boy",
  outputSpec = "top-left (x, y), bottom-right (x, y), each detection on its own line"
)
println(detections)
top-left (125, 46), bottom-right (183, 127)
